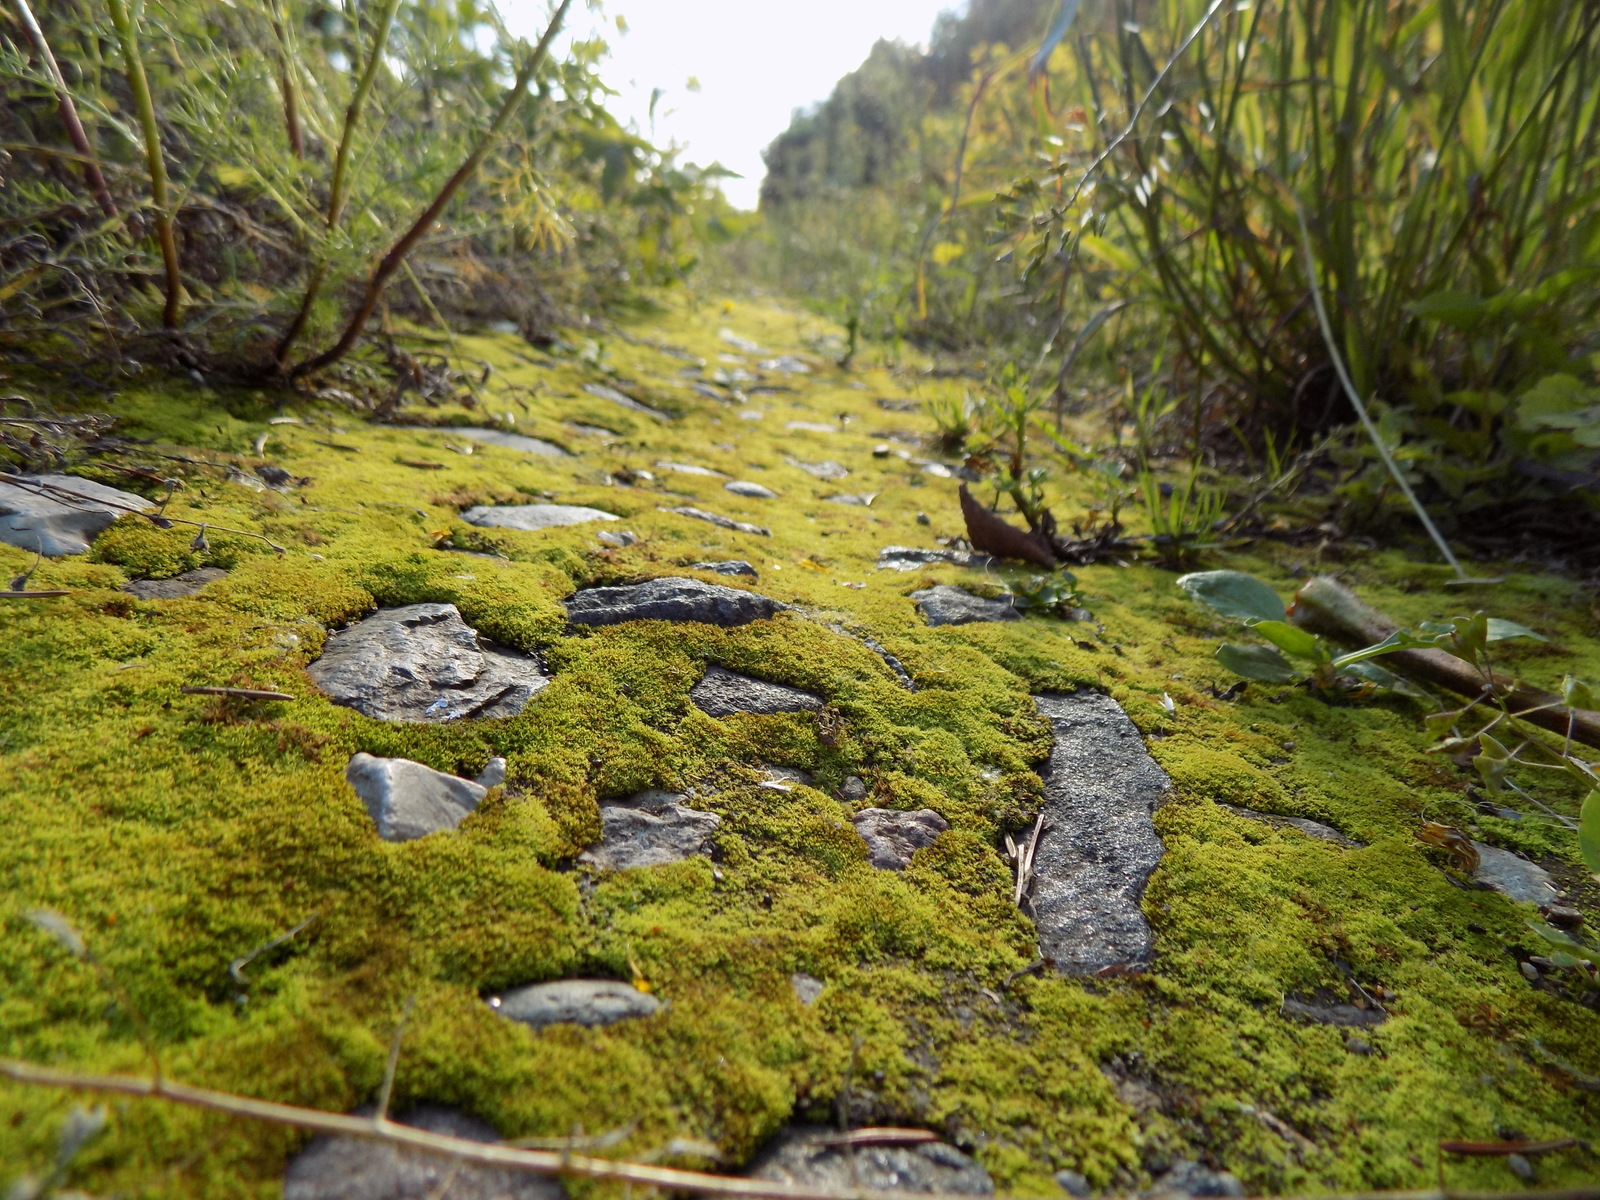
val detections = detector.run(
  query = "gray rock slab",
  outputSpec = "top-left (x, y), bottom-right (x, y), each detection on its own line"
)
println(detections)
top-left (659, 505), bottom-right (771, 536)
top-left (582, 383), bottom-right (668, 421)
top-left (655, 460), bottom-right (727, 477)
top-left (692, 559), bottom-right (758, 577)
top-left (877, 546), bottom-right (1000, 572)
top-left (913, 585), bottom-right (1020, 627)
top-left (725, 480), bottom-right (779, 498)
top-left (0, 473), bottom-right (153, 556)
top-left (284, 1105), bottom-right (563, 1200)
top-left (784, 457), bottom-right (849, 480)
top-left (1030, 692), bottom-right (1171, 975)
top-left (825, 493), bottom-right (877, 507)
top-left (308, 603), bottom-right (549, 723)
top-left (567, 577), bottom-right (784, 627)
top-left (579, 788), bottom-right (721, 871)
top-left (494, 979), bottom-right (661, 1029)
top-left (122, 567), bottom-right (228, 600)
top-left (346, 752), bottom-right (486, 842)
top-left (1473, 842), bottom-right (1558, 905)
top-left (461, 504), bottom-right (619, 531)
top-left (400, 426), bottom-right (569, 458)
top-left (851, 808), bottom-right (949, 870)
top-left (1221, 805), bottom-right (1360, 847)
top-left (690, 666), bottom-right (822, 717)
top-left (1280, 995), bottom-right (1387, 1029)
top-left (749, 1126), bottom-right (992, 1195)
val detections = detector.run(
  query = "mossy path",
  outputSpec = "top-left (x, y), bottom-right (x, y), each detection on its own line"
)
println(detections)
top-left (2, 297), bottom-right (1598, 1197)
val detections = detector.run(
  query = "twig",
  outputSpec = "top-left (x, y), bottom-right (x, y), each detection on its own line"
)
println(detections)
top-left (180, 686), bottom-right (294, 701)
top-left (228, 915), bottom-right (317, 984)
top-left (375, 997), bottom-right (415, 1123)
top-left (2, 590), bottom-right (71, 598)
top-left (9, 0), bottom-right (117, 218)
top-left (1440, 1139), bottom-right (1582, 1157)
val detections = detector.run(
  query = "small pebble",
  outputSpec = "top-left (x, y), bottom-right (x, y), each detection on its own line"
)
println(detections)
top-left (1054, 1169), bottom-right (1090, 1197)
top-left (916, 511), bottom-right (930, 525)
top-left (1519, 961), bottom-right (1540, 982)
top-left (1344, 1036), bottom-right (1373, 1055)
top-left (872, 443), bottom-right (891, 457)
top-left (1545, 904), bottom-right (1583, 929)
top-left (1507, 1153), bottom-right (1535, 1183)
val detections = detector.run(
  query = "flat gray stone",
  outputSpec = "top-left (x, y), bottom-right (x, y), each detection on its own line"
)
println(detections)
top-left (494, 979), bottom-right (661, 1029)
top-left (851, 808), bottom-right (949, 870)
top-left (579, 788), bottom-right (721, 871)
top-left (692, 560), bottom-right (757, 577)
top-left (345, 752), bottom-right (486, 842)
top-left (400, 426), bottom-right (569, 458)
top-left (749, 1126), bottom-right (992, 1195)
top-left (284, 1105), bottom-right (562, 1200)
top-left (566, 577), bottom-right (784, 627)
top-left (1145, 1161), bottom-right (1245, 1198)
top-left (790, 973), bottom-right (825, 1005)
top-left (878, 546), bottom-right (1000, 572)
top-left (0, 473), bottom-right (153, 556)
top-left (659, 506), bottom-right (771, 536)
top-left (1280, 995), bottom-right (1386, 1029)
top-left (1222, 805), bottom-right (1360, 847)
top-left (825, 493), bottom-right (877, 507)
top-left (786, 421), bottom-right (838, 434)
top-left (122, 567), bottom-right (227, 599)
top-left (784, 457), bottom-right (849, 480)
top-left (308, 603), bottom-right (549, 723)
top-left (655, 460), bottom-right (727, 478)
top-left (690, 666), bottom-right (822, 717)
top-left (725, 480), bottom-right (778, 498)
top-left (1473, 842), bottom-right (1558, 905)
top-left (1056, 1170), bottom-right (1091, 1197)
top-left (913, 585), bottom-right (1020, 626)
top-left (582, 383), bottom-right (668, 421)
top-left (461, 504), bottom-right (619, 532)
top-left (759, 355), bottom-right (812, 374)
top-left (1030, 692), bottom-right (1171, 975)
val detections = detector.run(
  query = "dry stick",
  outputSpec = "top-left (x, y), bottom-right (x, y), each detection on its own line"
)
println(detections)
top-left (274, 0), bottom-right (402, 365)
top-left (374, 997), bottom-right (415, 1123)
top-left (3, 1059), bottom-right (1598, 1200)
top-left (267, 1), bottom-right (305, 158)
top-left (105, 0), bottom-right (181, 330)
top-left (11, 0), bottom-right (117, 218)
top-left (1291, 576), bottom-right (1600, 752)
top-left (179, 687), bottom-right (294, 701)
top-left (290, 0), bottom-right (575, 379)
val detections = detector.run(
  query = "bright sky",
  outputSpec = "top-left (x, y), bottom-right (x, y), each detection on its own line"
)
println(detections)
top-left (500, 0), bottom-right (963, 210)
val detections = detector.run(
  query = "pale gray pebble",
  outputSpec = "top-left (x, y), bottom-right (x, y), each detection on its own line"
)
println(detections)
top-left (579, 788), bottom-right (721, 872)
top-left (1508, 1154), bottom-right (1536, 1183)
top-left (284, 1105), bottom-right (563, 1200)
top-left (122, 566), bottom-right (227, 599)
top-left (397, 425), bottom-right (569, 458)
top-left (913, 585), bottom-right (1020, 626)
top-left (851, 808), bottom-right (949, 870)
top-left (1345, 1035), bottom-right (1374, 1055)
top-left (0, 473), bottom-right (153, 556)
top-left (725, 480), bottom-right (779, 498)
top-left (784, 457), bottom-right (849, 480)
top-left (493, 979), bottom-right (661, 1029)
top-left (345, 753), bottom-right (486, 842)
top-left (1520, 961), bottom-right (1541, 982)
top-left (1056, 1169), bottom-right (1091, 1197)
top-left (790, 973), bottom-right (825, 1005)
top-left (838, 775), bottom-right (867, 802)
top-left (595, 529), bottom-right (638, 548)
top-left (1145, 1161), bottom-right (1244, 1198)
top-left (824, 493), bottom-right (876, 507)
top-left (692, 559), bottom-right (758, 578)
top-left (690, 666), bottom-right (822, 717)
top-left (658, 505), bottom-right (771, 537)
top-left (655, 460), bottom-right (726, 477)
top-left (582, 382), bottom-right (669, 421)
top-left (566, 577), bottom-right (784, 627)
top-left (308, 603), bottom-right (548, 723)
top-left (749, 1126), bottom-right (992, 1195)
top-left (877, 546), bottom-right (999, 572)
top-left (461, 503), bottom-right (619, 532)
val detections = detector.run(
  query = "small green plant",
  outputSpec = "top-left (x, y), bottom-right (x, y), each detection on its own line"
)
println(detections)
top-left (1010, 571), bottom-right (1086, 620)
top-left (926, 392), bottom-right (977, 453)
top-left (1141, 469), bottom-right (1226, 566)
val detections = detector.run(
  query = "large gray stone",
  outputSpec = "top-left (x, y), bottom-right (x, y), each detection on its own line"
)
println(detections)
top-left (1030, 692), bottom-right (1171, 975)
top-left (690, 666), bottom-right (822, 717)
top-left (579, 788), bottom-right (721, 871)
top-left (582, 383), bottom-right (668, 421)
top-left (0, 473), bottom-right (152, 556)
top-left (400, 426), bottom-right (569, 458)
top-left (566, 577), bottom-right (784, 628)
top-left (122, 567), bottom-right (227, 599)
top-left (308, 603), bottom-right (549, 722)
top-left (912, 585), bottom-right (1020, 626)
top-left (724, 480), bottom-right (779, 499)
top-left (345, 752), bottom-right (487, 842)
top-left (1473, 842), bottom-right (1558, 905)
top-left (284, 1105), bottom-right (562, 1200)
top-left (494, 979), bottom-right (661, 1029)
top-left (658, 506), bottom-right (771, 537)
top-left (460, 504), bottom-right (619, 532)
top-left (749, 1126), bottom-right (992, 1195)
top-left (851, 808), bottom-right (949, 870)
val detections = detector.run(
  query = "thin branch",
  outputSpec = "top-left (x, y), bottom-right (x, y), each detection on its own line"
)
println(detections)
top-left (10, 0), bottom-right (117, 218)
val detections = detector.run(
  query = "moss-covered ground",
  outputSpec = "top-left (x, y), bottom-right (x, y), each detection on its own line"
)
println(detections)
top-left (2, 297), bottom-right (1598, 1197)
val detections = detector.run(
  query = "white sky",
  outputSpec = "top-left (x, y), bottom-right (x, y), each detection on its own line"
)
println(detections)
top-left (500, 1), bottom-right (963, 209)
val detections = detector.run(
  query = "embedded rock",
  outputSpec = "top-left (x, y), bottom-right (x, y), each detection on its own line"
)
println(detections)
top-left (1222, 805), bottom-right (1360, 847)
top-left (790, 973), bottom-right (825, 1005)
top-left (878, 546), bottom-right (1000, 572)
top-left (122, 567), bottom-right (227, 600)
top-left (345, 752), bottom-right (487, 841)
top-left (579, 788), bottom-right (721, 872)
top-left (656, 460), bottom-right (727, 478)
top-left (690, 666), bottom-right (822, 718)
top-left (475, 757), bottom-right (507, 788)
top-left (566, 577), bottom-right (783, 627)
top-left (749, 1126), bottom-right (992, 1195)
top-left (0, 473), bottom-right (153, 556)
top-left (1030, 692), bottom-right (1171, 975)
top-left (692, 559), bottom-right (757, 578)
top-left (1473, 842), bottom-right (1558, 906)
top-left (758, 355), bottom-right (811, 374)
top-left (582, 383), bottom-right (668, 421)
top-left (912, 585), bottom-right (1020, 626)
top-left (837, 775), bottom-right (867, 802)
top-left (851, 808), bottom-right (949, 870)
top-left (725, 480), bottom-right (778, 499)
top-left (461, 504), bottom-right (619, 532)
top-left (1145, 1160), bottom-right (1245, 1199)
top-left (401, 426), bottom-right (569, 458)
top-left (786, 421), bottom-right (838, 434)
top-left (659, 505), bottom-right (771, 536)
top-left (284, 1105), bottom-right (563, 1200)
top-left (825, 493), bottom-right (877, 507)
top-left (308, 603), bottom-right (548, 722)
top-left (494, 979), bottom-right (661, 1029)
top-left (1280, 994), bottom-right (1387, 1029)
top-left (784, 457), bottom-right (848, 480)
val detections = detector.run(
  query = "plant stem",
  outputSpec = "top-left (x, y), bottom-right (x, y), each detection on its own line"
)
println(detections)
top-left (291, 0), bottom-right (575, 379)
top-left (105, 0), bottom-right (181, 330)
top-left (11, 0), bottom-right (117, 218)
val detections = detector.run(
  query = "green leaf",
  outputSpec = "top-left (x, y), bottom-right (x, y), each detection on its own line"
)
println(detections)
top-left (1563, 675), bottom-right (1597, 711)
top-left (1473, 733), bottom-right (1511, 792)
top-left (1343, 660), bottom-right (1427, 698)
top-left (1485, 618), bottom-right (1547, 643)
top-left (1177, 570), bottom-right (1286, 624)
top-left (1251, 620), bottom-right (1322, 660)
top-left (1581, 789), bottom-right (1600, 877)
top-left (1216, 643), bottom-right (1297, 683)
top-left (1408, 289), bottom-right (1487, 330)
top-left (1525, 919), bottom-right (1600, 964)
